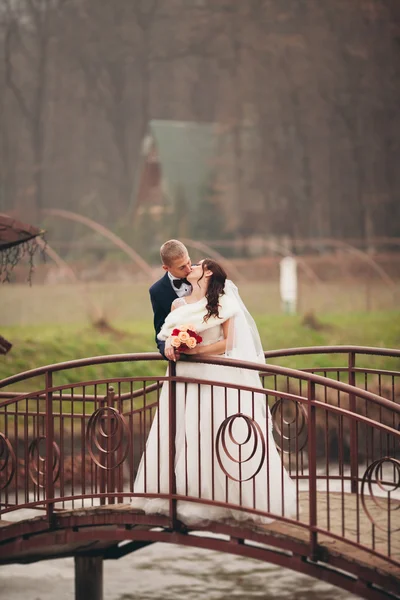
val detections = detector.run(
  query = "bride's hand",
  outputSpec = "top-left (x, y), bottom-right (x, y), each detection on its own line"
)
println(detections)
top-left (165, 337), bottom-right (180, 361)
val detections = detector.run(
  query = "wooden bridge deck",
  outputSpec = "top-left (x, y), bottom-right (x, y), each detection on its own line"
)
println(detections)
top-left (1, 491), bottom-right (399, 598)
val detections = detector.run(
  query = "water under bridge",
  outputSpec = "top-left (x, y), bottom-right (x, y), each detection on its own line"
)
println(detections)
top-left (0, 346), bottom-right (399, 600)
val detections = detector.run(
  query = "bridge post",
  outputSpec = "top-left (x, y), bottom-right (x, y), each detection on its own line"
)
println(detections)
top-left (45, 370), bottom-right (54, 524)
top-left (168, 361), bottom-right (177, 527)
top-left (106, 386), bottom-right (116, 505)
top-left (307, 381), bottom-right (318, 560)
top-left (99, 393), bottom-right (106, 505)
top-left (115, 389), bottom-right (124, 504)
top-left (348, 352), bottom-right (359, 494)
top-left (75, 555), bottom-right (103, 600)
top-left (99, 386), bottom-right (116, 505)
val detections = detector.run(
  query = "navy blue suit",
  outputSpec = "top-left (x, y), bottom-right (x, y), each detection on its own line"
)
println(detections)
top-left (149, 272), bottom-right (178, 357)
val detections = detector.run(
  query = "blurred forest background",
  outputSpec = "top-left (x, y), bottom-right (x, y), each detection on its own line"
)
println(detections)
top-left (1, 0), bottom-right (400, 264)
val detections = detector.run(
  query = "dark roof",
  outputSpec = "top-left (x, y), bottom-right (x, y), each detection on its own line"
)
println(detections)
top-left (0, 214), bottom-right (43, 251)
top-left (0, 335), bottom-right (12, 355)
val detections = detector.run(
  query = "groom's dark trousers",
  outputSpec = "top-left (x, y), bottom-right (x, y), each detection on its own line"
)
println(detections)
top-left (149, 272), bottom-right (178, 357)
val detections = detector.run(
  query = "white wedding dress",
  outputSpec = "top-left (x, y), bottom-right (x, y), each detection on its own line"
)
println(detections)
top-left (131, 288), bottom-right (296, 526)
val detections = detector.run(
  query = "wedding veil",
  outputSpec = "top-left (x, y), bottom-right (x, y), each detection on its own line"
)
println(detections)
top-left (224, 280), bottom-right (265, 365)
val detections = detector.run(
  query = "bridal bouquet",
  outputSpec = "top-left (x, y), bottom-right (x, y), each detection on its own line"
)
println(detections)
top-left (170, 325), bottom-right (202, 350)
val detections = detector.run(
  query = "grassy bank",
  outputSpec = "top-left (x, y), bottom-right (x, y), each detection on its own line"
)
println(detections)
top-left (2, 280), bottom-right (399, 327)
top-left (1, 311), bottom-right (399, 385)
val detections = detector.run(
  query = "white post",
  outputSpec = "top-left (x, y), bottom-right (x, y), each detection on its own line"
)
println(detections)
top-left (279, 256), bottom-right (298, 315)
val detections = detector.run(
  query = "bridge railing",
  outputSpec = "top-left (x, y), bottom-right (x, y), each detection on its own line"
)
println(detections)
top-left (263, 345), bottom-right (400, 495)
top-left (0, 349), bottom-right (399, 569)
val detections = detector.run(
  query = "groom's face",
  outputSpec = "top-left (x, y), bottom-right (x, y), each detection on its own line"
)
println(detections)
top-left (164, 253), bottom-right (192, 278)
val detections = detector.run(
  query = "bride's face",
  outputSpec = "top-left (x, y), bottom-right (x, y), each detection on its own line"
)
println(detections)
top-left (187, 260), bottom-right (206, 285)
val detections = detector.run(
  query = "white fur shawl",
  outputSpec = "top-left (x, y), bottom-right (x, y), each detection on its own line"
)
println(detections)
top-left (157, 294), bottom-right (240, 341)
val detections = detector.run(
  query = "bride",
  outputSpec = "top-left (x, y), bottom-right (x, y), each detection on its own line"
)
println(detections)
top-left (131, 259), bottom-right (296, 526)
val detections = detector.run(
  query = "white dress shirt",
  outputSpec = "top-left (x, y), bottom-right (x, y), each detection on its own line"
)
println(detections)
top-left (168, 271), bottom-right (192, 298)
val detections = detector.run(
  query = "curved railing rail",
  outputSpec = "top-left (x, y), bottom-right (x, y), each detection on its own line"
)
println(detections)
top-left (0, 350), bottom-right (399, 576)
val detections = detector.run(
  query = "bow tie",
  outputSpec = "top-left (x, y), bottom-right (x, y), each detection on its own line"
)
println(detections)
top-left (173, 278), bottom-right (190, 289)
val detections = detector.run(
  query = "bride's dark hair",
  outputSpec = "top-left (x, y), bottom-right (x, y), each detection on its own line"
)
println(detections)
top-left (197, 259), bottom-right (227, 322)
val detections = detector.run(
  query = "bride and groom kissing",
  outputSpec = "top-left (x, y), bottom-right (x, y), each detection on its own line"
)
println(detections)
top-left (131, 240), bottom-right (296, 526)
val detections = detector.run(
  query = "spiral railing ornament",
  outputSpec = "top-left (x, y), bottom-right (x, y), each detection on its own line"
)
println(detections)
top-left (215, 413), bottom-right (266, 482)
top-left (28, 437), bottom-right (60, 488)
top-left (271, 398), bottom-right (308, 453)
top-left (0, 433), bottom-right (16, 490)
top-left (361, 457), bottom-right (400, 532)
top-left (86, 406), bottom-right (130, 470)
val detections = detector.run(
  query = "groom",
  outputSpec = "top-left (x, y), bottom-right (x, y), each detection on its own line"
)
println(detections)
top-left (150, 239), bottom-right (192, 360)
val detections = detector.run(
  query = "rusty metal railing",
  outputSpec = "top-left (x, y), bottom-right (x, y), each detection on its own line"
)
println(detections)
top-left (263, 345), bottom-right (400, 494)
top-left (0, 349), bottom-right (399, 572)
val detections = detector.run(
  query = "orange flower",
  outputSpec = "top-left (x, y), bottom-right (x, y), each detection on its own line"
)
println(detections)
top-left (178, 331), bottom-right (190, 342)
top-left (170, 336), bottom-right (181, 348)
top-left (186, 337), bottom-right (197, 349)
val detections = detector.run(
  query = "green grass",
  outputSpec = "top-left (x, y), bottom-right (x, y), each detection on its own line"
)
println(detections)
top-left (1, 311), bottom-right (399, 388)
top-left (0, 322), bottom-right (163, 391)
top-left (1, 280), bottom-right (399, 390)
top-left (256, 311), bottom-right (400, 371)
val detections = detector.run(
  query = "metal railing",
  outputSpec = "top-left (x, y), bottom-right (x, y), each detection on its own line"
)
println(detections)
top-left (0, 348), bottom-right (399, 572)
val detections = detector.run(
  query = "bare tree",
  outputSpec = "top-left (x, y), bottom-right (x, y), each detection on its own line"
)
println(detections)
top-left (3, 0), bottom-right (65, 218)
top-left (0, 0), bottom-right (399, 244)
